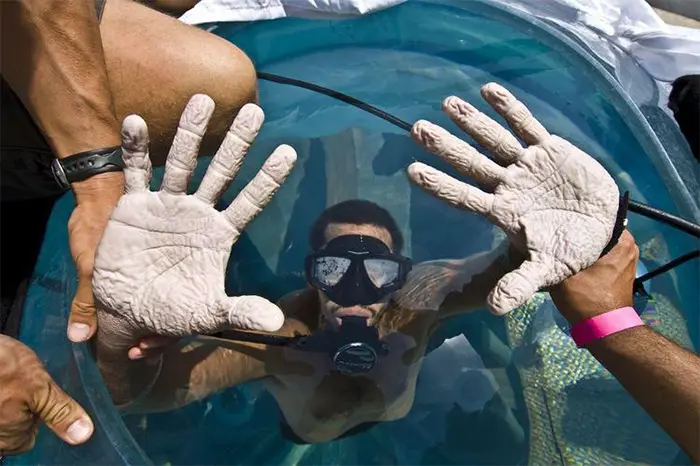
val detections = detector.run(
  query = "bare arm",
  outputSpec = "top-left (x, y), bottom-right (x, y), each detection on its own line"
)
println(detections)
top-left (394, 241), bottom-right (524, 319)
top-left (551, 231), bottom-right (700, 463)
top-left (124, 339), bottom-right (271, 414)
top-left (1, 0), bottom-right (124, 341)
top-left (1, 0), bottom-right (120, 158)
top-left (97, 317), bottom-right (311, 413)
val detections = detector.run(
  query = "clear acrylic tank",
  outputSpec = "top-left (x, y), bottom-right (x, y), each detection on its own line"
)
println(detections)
top-left (10, 0), bottom-right (699, 464)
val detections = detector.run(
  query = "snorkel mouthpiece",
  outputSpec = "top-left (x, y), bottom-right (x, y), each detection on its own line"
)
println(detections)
top-left (295, 315), bottom-right (389, 375)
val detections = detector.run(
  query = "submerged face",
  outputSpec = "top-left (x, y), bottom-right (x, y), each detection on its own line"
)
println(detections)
top-left (312, 223), bottom-right (399, 329)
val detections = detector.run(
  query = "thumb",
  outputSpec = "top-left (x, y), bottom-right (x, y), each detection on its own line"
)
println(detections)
top-left (210, 295), bottom-right (285, 333)
top-left (487, 260), bottom-right (552, 315)
top-left (31, 380), bottom-right (94, 446)
top-left (68, 275), bottom-right (98, 343)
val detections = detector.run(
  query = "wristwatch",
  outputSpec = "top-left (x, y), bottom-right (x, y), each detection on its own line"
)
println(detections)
top-left (51, 146), bottom-right (125, 190)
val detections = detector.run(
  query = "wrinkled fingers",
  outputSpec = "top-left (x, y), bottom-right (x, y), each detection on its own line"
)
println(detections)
top-left (412, 120), bottom-right (506, 187)
top-left (407, 162), bottom-right (494, 216)
top-left (161, 94), bottom-right (215, 194)
top-left (480, 83), bottom-right (550, 146)
top-left (121, 115), bottom-right (153, 194)
top-left (223, 144), bottom-right (297, 235)
top-left (442, 95), bottom-right (524, 165)
top-left (195, 104), bottom-right (265, 205)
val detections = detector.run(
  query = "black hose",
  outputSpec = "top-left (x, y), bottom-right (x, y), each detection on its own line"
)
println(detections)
top-left (258, 72), bottom-right (413, 132)
top-left (628, 200), bottom-right (700, 238)
top-left (213, 329), bottom-right (294, 347)
top-left (635, 250), bottom-right (700, 285)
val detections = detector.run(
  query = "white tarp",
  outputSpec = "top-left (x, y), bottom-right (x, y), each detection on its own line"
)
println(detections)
top-left (486, 0), bottom-right (700, 101)
top-left (178, 0), bottom-right (403, 22)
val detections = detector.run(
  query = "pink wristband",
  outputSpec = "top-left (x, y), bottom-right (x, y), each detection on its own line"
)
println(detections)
top-left (570, 306), bottom-right (645, 347)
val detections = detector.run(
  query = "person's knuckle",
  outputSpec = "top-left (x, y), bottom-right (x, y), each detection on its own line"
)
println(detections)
top-left (631, 242), bottom-right (640, 261)
top-left (30, 378), bottom-right (64, 418)
top-left (70, 300), bottom-right (97, 319)
top-left (44, 400), bottom-right (74, 427)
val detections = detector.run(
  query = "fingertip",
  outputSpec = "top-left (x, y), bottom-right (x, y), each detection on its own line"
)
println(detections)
top-left (442, 96), bottom-right (476, 117)
top-left (180, 94), bottom-right (216, 133)
top-left (239, 103), bottom-right (265, 124)
top-left (442, 95), bottom-right (460, 110)
top-left (65, 417), bottom-right (94, 445)
top-left (258, 310), bottom-right (285, 332)
top-left (67, 322), bottom-right (93, 343)
top-left (480, 82), bottom-right (505, 98)
top-left (411, 119), bottom-right (430, 135)
top-left (406, 161), bottom-right (429, 178)
top-left (227, 296), bottom-right (284, 332)
top-left (620, 229), bottom-right (635, 244)
top-left (230, 103), bottom-right (266, 144)
top-left (261, 145), bottom-right (298, 184)
top-left (122, 114), bottom-right (147, 132)
top-left (271, 144), bottom-right (298, 166)
top-left (188, 93), bottom-right (216, 111)
top-left (487, 279), bottom-right (528, 316)
top-left (411, 120), bottom-right (444, 151)
top-left (128, 347), bottom-right (145, 360)
top-left (486, 289), bottom-right (506, 316)
top-left (121, 115), bottom-right (149, 149)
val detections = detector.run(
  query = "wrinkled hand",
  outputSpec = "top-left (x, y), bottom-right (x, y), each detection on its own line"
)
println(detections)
top-left (67, 173), bottom-right (124, 343)
top-left (93, 95), bottom-right (297, 347)
top-left (551, 230), bottom-right (638, 325)
top-left (408, 83), bottom-right (619, 315)
top-left (0, 336), bottom-right (94, 455)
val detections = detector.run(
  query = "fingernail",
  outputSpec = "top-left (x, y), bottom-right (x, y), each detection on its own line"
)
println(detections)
top-left (68, 323), bottom-right (91, 342)
top-left (66, 418), bottom-right (92, 444)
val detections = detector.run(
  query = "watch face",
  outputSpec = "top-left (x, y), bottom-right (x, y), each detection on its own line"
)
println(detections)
top-left (50, 158), bottom-right (70, 189)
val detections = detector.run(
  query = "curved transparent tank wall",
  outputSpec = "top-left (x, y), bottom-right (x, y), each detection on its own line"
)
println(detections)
top-left (12, 0), bottom-right (698, 465)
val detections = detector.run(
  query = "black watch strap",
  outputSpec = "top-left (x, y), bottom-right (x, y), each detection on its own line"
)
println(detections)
top-left (51, 146), bottom-right (125, 189)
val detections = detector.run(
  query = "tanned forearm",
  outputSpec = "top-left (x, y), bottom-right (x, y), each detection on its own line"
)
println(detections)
top-left (94, 335), bottom-right (261, 411)
top-left (1, 0), bottom-right (121, 159)
top-left (550, 232), bottom-right (700, 463)
top-left (134, 340), bottom-right (269, 413)
top-left (98, 318), bottom-right (310, 413)
top-left (585, 326), bottom-right (700, 463)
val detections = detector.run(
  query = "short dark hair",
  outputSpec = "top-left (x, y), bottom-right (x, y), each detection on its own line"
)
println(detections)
top-left (309, 199), bottom-right (404, 252)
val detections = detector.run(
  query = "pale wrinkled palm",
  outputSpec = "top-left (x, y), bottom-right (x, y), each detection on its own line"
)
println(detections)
top-left (93, 95), bottom-right (296, 339)
top-left (407, 83), bottom-right (619, 315)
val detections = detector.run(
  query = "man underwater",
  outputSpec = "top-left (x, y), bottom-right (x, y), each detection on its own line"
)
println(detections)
top-left (93, 83), bottom-right (622, 444)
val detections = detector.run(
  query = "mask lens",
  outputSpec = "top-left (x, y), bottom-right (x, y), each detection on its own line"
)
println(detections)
top-left (364, 259), bottom-right (400, 288)
top-left (314, 256), bottom-right (352, 286)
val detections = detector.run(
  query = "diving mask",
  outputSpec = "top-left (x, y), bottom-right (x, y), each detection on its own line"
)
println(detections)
top-left (305, 234), bottom-right (412, 307)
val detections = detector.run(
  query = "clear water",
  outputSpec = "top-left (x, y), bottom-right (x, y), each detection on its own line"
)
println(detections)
top-left (12, 1), bottom-right (699, 465)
